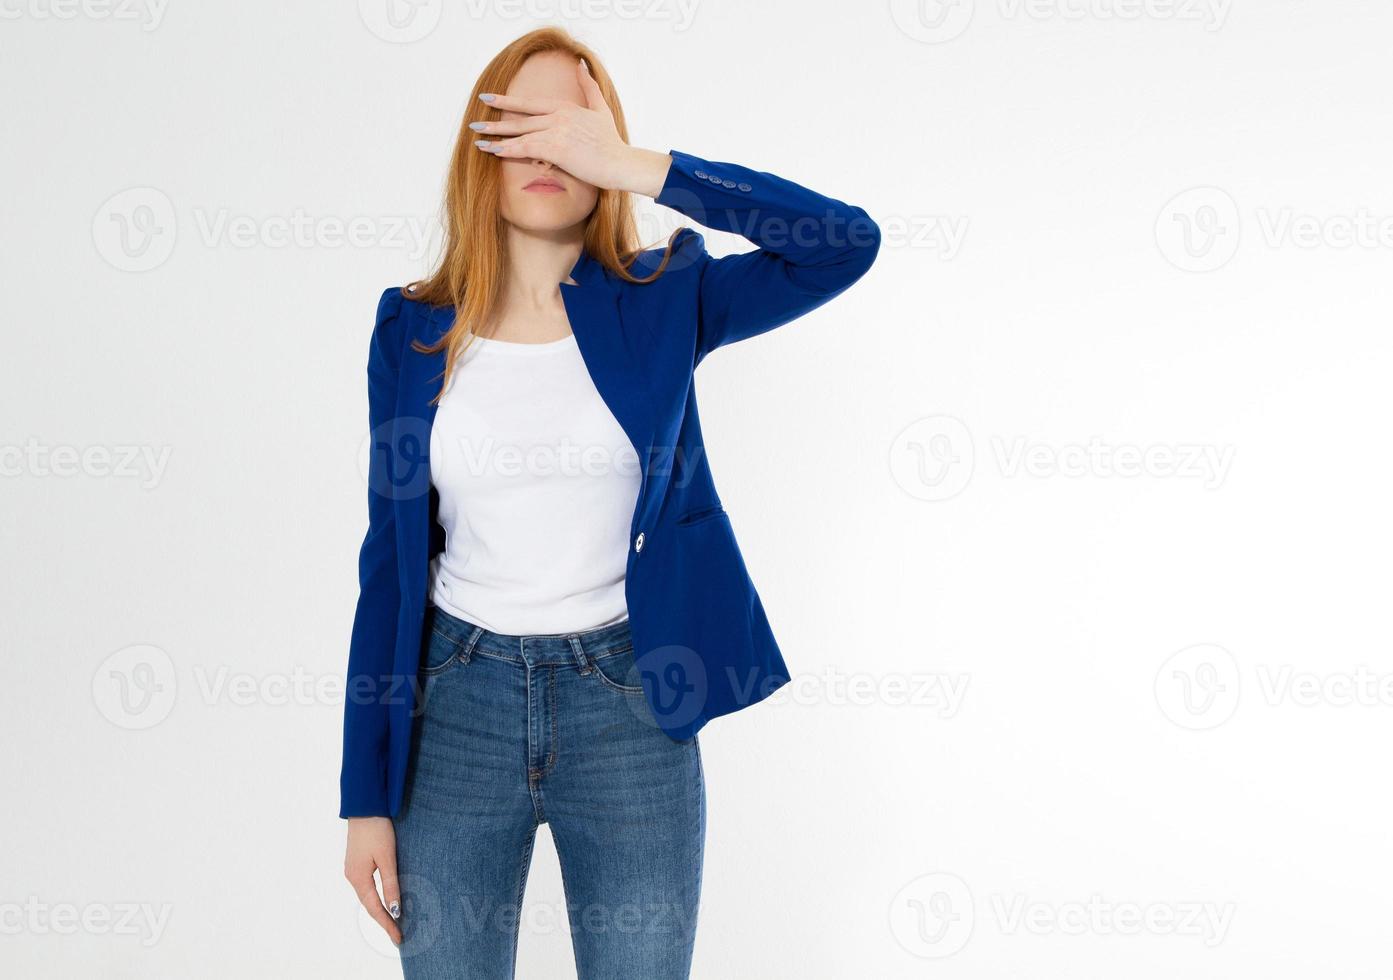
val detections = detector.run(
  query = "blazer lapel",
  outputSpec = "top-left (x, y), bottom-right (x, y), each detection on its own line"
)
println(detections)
top-left (394, 257), bottom-right (657, 611)
top-left (562, 252), bottom-right (658, 525)
top-left (394, 301), bottom-right (449, 608)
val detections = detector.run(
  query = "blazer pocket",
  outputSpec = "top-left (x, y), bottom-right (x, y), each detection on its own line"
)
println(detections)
top-left (676, 505), bottom-right (728, 528)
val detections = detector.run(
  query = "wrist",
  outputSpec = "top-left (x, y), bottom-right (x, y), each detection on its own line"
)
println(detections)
top-left (612, 146), bottom-right (672, 198)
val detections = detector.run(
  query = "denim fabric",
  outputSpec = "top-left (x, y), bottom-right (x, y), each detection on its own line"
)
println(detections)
top-left (395, 605), bottom-right (705, 979)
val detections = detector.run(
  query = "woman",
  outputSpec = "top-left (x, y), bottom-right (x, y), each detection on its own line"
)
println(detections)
top-left (340, 27), bottom-right (879, 979)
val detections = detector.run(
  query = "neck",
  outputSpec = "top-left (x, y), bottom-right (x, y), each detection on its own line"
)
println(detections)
top-left (501, 224), bottom-right (584, 312)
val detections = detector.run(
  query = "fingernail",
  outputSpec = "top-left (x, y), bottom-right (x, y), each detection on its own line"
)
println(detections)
top-left (388, 901), bottom-right (401, 919)
top-left (474, 140), bottom-right (493, 151)
top-left (479, 93), bottom-right (496, 103)
top-left (468, 121), bottom-right (486, 131)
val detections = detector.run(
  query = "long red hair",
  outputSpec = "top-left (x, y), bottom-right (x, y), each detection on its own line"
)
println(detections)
top-left (407, 27), bottom-right (680, 400)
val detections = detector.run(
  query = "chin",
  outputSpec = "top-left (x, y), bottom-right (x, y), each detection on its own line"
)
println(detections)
top-left (503, 197), bottom-right (595, 233)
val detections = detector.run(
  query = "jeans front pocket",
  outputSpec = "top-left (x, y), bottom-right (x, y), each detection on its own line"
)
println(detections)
top-left (589, 645), bottom-right (645, 695)
top-left (419, 625), bottom-right (464, 677)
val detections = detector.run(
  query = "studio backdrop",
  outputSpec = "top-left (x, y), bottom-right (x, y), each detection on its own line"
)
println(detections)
top-left (2, 1), bottom-right (1391, 978)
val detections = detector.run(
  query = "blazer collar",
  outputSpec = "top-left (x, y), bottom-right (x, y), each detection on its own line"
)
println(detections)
top-left (561, 245), bottom-right (608, 290)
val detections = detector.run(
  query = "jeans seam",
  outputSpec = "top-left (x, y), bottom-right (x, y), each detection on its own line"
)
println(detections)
top-left (510, 829), bottom-right (536, 972)
top-left (542, 666), bottom-right (559, 777)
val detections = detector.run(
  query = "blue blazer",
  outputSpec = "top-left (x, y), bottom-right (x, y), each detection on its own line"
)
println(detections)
top-left (340, 149), bottom-right (880, 817)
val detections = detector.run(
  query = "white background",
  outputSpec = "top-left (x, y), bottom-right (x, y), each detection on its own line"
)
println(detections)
top-left (3, 0), bottom-right (1392, 977)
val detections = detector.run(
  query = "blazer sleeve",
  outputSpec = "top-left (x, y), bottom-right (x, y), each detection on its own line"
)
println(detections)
top-left (652, 148), bottom-right (881, 364)
top-left (339, 287), bottom-right (406, 819)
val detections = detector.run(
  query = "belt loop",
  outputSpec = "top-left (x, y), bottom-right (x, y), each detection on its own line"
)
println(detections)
top-left (459, 626), bottom-right (484, 665)
top-left (567, 634), bottom-right (592, 674)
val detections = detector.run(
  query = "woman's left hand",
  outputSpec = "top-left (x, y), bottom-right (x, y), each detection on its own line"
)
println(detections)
top-left (471, 59), bottom-right (670, 197)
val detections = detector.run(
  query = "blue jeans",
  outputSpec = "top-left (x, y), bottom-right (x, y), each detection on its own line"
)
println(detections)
top-left (395, 606), bottom-right (706, 979)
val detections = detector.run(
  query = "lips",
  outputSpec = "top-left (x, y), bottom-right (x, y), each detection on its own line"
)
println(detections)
top-left (523, 177), bottom-right (564, 193)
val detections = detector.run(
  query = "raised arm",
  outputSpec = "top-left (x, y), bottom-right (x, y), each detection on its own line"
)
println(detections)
top-left (468, 61), bottom-right (880, 364)
top-left (653, 148), bottom-right (881, 362)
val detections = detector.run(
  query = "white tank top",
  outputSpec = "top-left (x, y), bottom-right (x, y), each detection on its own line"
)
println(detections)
top-left (427, 331), bottom-right (641, 635)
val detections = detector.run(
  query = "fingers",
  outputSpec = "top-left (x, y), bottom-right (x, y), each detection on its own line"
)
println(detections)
top-left (478, 92), bottom-right (559, 116)
top-left (474, 135), bottom-right (551, 160)
top-left (470, 115), bottom-right (552, 138)
top-left (576, 57), bottom-right (607, 112)
top-left (347, 864), bottom-right (402, 946)
top-left (378, 849), bottom-right (402, 926)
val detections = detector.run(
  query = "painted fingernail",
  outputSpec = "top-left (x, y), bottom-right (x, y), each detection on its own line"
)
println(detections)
top-left (468, 121), bottom-right (487, 131)
top-left (388, 901), bottom-right (401, 919)
top-left (479, 93), bottom-right (496, 103)
top-left (474, 140), bottom-right (493, 151)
